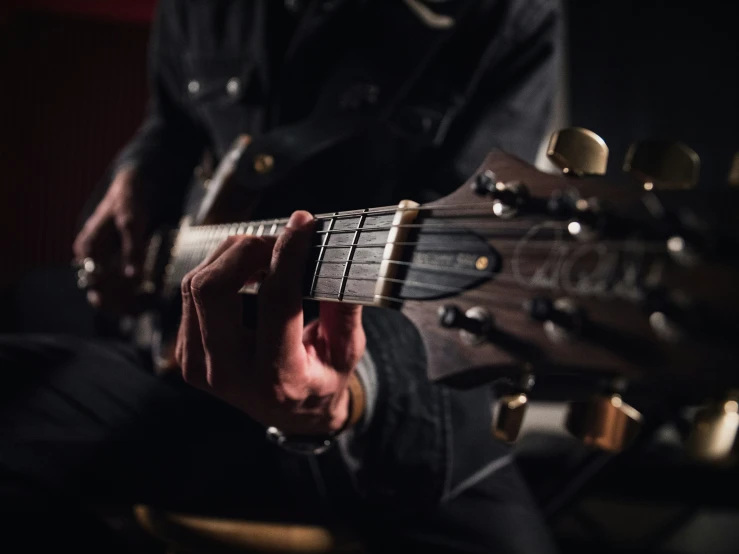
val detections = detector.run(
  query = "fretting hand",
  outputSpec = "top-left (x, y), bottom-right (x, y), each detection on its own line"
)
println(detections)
top-left (72, 166), bottom-right (152, 313)
top-left (175, 211), bottom-right (366, 435)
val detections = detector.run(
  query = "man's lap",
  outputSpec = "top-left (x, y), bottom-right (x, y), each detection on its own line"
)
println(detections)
top-left (0, 333), bottom-right (557, 553)
top-left (0, 334), bottom-right (324, 519)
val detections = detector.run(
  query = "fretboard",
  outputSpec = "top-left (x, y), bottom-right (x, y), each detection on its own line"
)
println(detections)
top-left (164, 208), bottom-right (399, 305)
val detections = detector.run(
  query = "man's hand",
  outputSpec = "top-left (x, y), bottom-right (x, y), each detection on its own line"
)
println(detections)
top-left (175, 211), bottom-right (366, 435)
top-left (73, 166), bottom-right (151, 312)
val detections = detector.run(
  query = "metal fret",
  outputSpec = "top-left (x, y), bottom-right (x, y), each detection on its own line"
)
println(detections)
top-left (338, 210), bottom-right (368, 301)
top-left (256, 224), bottom-right (265, 237)
top-left (310, 213), bottom-right (338, 297)
top-left (270, 221), bottom-right (278, 235)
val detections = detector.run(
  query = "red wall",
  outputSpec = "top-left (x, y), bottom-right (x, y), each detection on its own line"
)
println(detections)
top-left (2, 4), bottom-right (153, 291)
top-left (6, 0), bottom-right (156, 23)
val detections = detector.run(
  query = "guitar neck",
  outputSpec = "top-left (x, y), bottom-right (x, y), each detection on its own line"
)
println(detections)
top-left (164, 203), bottom-right (416, 306)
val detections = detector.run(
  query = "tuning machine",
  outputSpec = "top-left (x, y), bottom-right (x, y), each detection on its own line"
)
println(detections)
top-left (471, 170), bottom-right (529, 218)
top-left (624, 139), bottom-right (700, 191)
top-left (527, 297), bottom-right (584, 344)
top-left (438, 304), bottom-right (493, 345)
top-left (566, 391), bottom-right (643, 452)
top-left (492, 373), bottom-right (535, 443)
top-left (547, 127), bottom-right (609, 177)
top-left (686, 395), bottom-right (739, 464)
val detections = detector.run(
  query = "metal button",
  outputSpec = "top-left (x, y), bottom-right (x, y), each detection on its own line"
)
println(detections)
top-left (253, 153), bottom-right (274, 174)
top-left (226, 77), bottom-right (241, 97)
top-left (187, 80), bottom-right (200, 95)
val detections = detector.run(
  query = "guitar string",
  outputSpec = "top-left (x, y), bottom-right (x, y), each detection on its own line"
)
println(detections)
top-left (178, 218), bottom-right (672, 247)
top-left (168, 241), bottom-right (670, 289)
top-left (181, 219), bottom-right (609, 236)
top-left (169, 232), bottom-right (670, 284)
top-left (310, 291), bottom-right (530, 313)
top-left (168, 246), bottom-right (650, 311)
top-left (166, 252), bottom-right (538, 309)
top-left (307, 242), bottom-right (669, 252)
top-left (172, 228), bottom-right (670, 252)
top-left (178, 193), bottom-right (654, 233)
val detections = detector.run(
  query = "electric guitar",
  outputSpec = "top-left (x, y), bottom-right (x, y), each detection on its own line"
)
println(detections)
top-left (129, 128), bottom-right (739, 462)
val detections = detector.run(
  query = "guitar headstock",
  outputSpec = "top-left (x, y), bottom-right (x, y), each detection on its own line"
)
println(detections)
top-left (398, 128), bottom-right (739, 458)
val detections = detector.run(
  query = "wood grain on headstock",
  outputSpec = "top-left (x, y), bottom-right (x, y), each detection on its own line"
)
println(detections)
top-left (401, 151), bottom-right (739, 394)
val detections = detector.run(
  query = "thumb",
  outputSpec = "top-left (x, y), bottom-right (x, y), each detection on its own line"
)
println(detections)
top-left (257, 211), bottom-right (315, 363)
top-left (319, 302), bottom-right (365, 373)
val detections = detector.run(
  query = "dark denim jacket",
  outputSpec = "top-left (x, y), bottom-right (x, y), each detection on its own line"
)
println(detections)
top-left (113, 0), bottom-right (560, 510)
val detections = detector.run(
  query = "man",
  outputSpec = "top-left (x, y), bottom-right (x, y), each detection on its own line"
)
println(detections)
top-left (1, 0), bottom-right (559, 551)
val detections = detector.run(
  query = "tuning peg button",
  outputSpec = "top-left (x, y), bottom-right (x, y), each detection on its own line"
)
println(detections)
top-left (547, 127), bottom-right (609, 177)
top-left (624, 139), bottom-right (700, 190)
top-left (686, 396), bottom-right (739, 463)
top-left (566, 394), bottom-right (643, 452)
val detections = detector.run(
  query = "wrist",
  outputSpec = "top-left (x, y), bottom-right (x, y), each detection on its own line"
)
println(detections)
top-left (327, 387), bottom-right (352, 434)
top-left (327, 372), bottom-right (366, 434)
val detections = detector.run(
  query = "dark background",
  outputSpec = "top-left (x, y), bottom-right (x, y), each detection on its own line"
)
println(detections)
top-left (1, 0), bottom-right (737, 304)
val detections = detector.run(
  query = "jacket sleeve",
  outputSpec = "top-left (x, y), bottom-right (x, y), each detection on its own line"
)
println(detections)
top-left (112, 0), bottom-right (208, 220)
top-left (427, 0), bottom-right (561, 198)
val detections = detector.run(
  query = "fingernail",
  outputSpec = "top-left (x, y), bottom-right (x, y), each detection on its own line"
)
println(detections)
top-left (286, 210), bottom-right (313, 229)
top-left (124, 265), bottom-right (137, 278)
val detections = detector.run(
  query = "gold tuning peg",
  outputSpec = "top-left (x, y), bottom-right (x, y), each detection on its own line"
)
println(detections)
top-left (547, 127), bottom-right (609, 177)
top-left (686, 396), bottom-right (739, 464)
top-left (492, 393), bottom-right (528, 443)
top-left (566, 394), bottom-right (642, 452)
top-left (728, 152), bottom-right (739, 187)
top-left (624, 139), bottom-right (700, 191)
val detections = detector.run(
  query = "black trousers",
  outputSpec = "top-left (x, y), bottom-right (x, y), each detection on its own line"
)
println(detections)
top-left (0, 334), bottom-right (556, 553)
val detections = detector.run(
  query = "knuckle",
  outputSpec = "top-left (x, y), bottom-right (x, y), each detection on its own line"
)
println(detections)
top-left (181, 272), bottom-right (195, 296)
top-left (274, 381), bottom-right (309, 405)
top-left (271, 234), bottom-right (290, 262)
top-left (223, 235), bottom-right (241, 248)
top-left (189, 270), bottom-right (216, 300)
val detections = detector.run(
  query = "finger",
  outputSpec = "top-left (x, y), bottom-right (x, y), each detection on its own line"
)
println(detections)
top-left (318, 302), bottom-right (365, 373)
top-left (73, 213), bottom-right (117, 263)
top-left (256, 211), bottom-right (315, 372)
top-left (189, 236), bottom-right (274, 389)
top-left (175, 237), bottom-right (244, 387)
top-left (176, 265), bottom-right (209, 389)
top-left (115, 212), bottom-right (145, 278)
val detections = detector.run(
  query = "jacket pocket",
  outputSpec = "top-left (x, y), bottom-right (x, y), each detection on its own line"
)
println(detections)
top-left (183, 53), bottom-right (255, 108)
